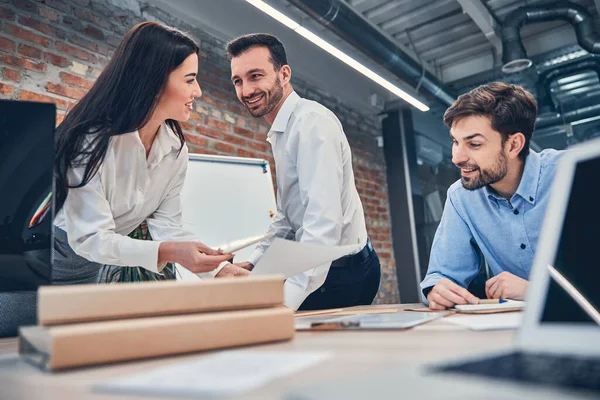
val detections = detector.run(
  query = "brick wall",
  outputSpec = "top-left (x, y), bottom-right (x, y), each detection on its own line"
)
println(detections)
top-left (0, 0), bottom-right (399, 303)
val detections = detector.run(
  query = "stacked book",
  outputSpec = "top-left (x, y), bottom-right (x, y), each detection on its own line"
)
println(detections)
top-left (19, 275), bottom-right (294, 371)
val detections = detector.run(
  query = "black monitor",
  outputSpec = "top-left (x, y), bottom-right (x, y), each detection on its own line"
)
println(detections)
top-left (541, 153), bottom-right (600, 324)
top-left (0, 100), bottom-right (55, 292)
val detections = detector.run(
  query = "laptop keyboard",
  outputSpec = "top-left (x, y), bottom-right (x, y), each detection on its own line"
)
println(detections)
top-left (435, 351), bottom-right (600, 392)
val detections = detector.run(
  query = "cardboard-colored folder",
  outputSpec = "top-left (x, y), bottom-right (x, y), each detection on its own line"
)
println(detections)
top-left (20, 307), bottom-right (294, 371)
top-left (38, 275), bottom-right (284, 325)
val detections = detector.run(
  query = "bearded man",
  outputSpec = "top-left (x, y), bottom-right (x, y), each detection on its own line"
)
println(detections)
top-left (225, 34), bottom-right (380, 311)
top-left (421, 82), bottom-right (562, 310)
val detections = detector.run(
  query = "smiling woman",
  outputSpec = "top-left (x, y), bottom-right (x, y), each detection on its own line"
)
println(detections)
top-left (52, 21), bottom-right (247, 285)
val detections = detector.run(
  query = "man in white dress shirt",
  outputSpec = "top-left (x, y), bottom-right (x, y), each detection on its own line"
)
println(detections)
top-left (226, 33), bottom-right (381, 310)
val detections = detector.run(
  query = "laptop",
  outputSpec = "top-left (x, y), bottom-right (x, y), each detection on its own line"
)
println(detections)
top-left (0, 100), bottom-right (55, 337)
top-left (286, 138), bottom-right (600, 399)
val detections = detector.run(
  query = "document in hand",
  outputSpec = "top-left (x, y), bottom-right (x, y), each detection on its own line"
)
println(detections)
top-left (251, 238), bottom-right (361, 279)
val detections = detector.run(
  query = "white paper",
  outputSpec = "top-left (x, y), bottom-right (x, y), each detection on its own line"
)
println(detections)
top-left (443, 312), bottom-right (523, 331)
top-left (94, 350), bottom-right (332, 397)
top-left (454, 300), bottom-right (525, 312)
top-left (251, 238), bottom-right (361, 279)
top-left (217, 232), bottom-right (274, 254)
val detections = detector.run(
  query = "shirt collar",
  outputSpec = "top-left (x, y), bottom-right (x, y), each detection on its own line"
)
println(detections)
top-left (268, 91), bottom-right (301, 139)
top-left (514, 149), bottom-right (541, 205)
top-left (484, 150), bottom-right (541, 205)
top-left (145, 123), bottom-right (181, 168)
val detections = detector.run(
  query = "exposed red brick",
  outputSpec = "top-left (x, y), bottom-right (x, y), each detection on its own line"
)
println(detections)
top-left (0, 6), bottom-right (15, 20)
top-left (18, 16), bottom-right (66, 39)
top-left (247, 140), bottom-right (269, 153)
top-left (236, 148), bottom-right (258, 158)
top-left (233, 126), bottom-right (255, 139)
top-left (59, 71), bottom-right (93, 89)
top-left (0, 82), bottom-right (15, 96)
top-left (14, 0), bottom-right (37, 13)
top-left (74, 8), bottom-right (110, 29)
top-left (56, 112), bottom-right (65, 125)
top-left (41, 0), bottom-right (71, 14)
top-left (2, 67), bottom-right (20, 83)
top-left (46, 82), bottom-right (87, 100)
top-left (214, 142), bottom-right (235, 153)
top-left (68, 34), bottom-right (98, 52)
top-left (39, 6), bottom-right (60, 22)
top-left (19, 90), bottom-right (67, 110)
top-left (196, 126), bottom-right (223, 140)
top-left (44, 52), bottom-right (69, 67)
top-left (222, 133), bottom-right (246, 147)
top-left (0, 36), bottom-right (15, 52)
top-left (0, 53), bottom-right (46, 72)
top-left (206, 117), bottom-right (230, 131)
top-left (18, 44), bottom-right (42, 60)
top-left (83, 25), bottom-right (104, 41)
top-left (6, 24), bottom-right (51, 47)
top-left (55, 41), bottom-right (97, 63)
top-left (184, 133), bottom-right (208, 147)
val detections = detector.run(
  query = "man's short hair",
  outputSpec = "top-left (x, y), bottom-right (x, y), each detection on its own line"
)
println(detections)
top-left (225, 33), bottom-right (287, 71)
top-left (443, 82), bottom-right (538, 160)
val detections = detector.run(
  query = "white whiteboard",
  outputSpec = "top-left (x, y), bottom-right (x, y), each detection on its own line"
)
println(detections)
top-left (180, 154), bottom-right (277, 262)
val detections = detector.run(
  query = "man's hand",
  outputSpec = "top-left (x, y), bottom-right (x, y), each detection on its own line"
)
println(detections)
top-left (233, 261), bottom-right (254, 271)
top-left (485, 272), bottom-right (528, 300)
top-left (427, 278), bottom-right (479, 310)
top-left (216, 263), bottom-right (251, 278)
top-left (159, 242), bottom-right (233, 274)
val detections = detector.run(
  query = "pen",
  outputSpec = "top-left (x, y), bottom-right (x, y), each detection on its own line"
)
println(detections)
top-left (478, 299), bottom-right (508, 304)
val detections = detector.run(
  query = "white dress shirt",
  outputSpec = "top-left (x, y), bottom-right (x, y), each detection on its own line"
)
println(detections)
top-left (248, 91), bottom-right (368, 310)
top-left (54, 123), bottom-right (224, 276)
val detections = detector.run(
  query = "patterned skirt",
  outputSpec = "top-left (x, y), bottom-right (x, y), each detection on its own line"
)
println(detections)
top-left (52, 222), bottom-right (176, 285)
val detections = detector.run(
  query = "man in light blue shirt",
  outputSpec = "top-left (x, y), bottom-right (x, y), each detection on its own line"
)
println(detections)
top-left (421, 82), bottom-right (561, 310)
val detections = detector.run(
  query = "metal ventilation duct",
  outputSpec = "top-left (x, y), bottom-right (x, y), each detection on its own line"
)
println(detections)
top-left (536, 57), bottom-right (600, 111)
top-left (502, 1), bottom-right (600, 73)
top-left (286, 0), bottom-right (456, 108)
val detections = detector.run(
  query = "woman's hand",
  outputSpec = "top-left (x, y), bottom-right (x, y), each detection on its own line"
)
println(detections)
top-left (159, 242), bottom-right (233, 273)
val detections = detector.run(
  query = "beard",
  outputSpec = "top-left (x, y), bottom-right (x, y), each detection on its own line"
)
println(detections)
top-left (243, 77), bottom-right (284, 118)
top-left (457, 150), bottom-right (508, 190)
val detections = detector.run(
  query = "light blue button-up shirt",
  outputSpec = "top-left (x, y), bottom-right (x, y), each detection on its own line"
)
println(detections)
top-left (420, 149), bottom-right (562, 303)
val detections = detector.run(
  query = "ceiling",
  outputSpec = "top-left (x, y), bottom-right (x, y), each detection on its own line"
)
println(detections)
top-left (145, 0), bottom-right (600, 150)
top-left (344, 0), bottom-right (600, 83)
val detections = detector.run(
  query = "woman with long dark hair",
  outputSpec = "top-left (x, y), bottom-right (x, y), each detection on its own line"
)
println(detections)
top-left (53, 22), bottom-right (246, 284)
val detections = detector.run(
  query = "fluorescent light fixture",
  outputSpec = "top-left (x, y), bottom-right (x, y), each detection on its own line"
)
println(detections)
top-left (244, 0), bottom-right (430, 112)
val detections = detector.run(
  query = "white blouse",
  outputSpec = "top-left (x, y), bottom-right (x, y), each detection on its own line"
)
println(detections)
top-left (53, 123), bottom-right (199, 273)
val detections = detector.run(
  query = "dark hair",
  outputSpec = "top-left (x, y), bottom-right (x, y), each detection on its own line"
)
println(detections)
top-left (54, 22), bottom-right (200, 213)
top-left (225, 33), bottom-right (287, 70)
top-left (443, 82), bottom-right (538, 160)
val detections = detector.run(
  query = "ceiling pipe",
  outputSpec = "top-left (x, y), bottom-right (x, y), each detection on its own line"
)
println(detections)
top-left (536, 103), bottom-right (600, 129)
top-left (536, 57), bottom-right (600, 111)
top-left (502, 1), bottom-right (600, 73)
top-left (286, 0), bottom-right (457, 108)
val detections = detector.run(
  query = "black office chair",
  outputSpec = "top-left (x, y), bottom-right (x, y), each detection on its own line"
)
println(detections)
top-left (0, 292), bottom-right (37, 338)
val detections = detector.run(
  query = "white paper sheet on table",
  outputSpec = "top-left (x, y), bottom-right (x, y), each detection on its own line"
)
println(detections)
top-left (443, 312), bottom-right (523, 331)
top-left (94, 350), bottom-right (332, 397)
top-left (251, 238), bottom-right (361, 279)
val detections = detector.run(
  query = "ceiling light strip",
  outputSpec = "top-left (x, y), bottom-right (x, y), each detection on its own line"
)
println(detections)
top-left (244, 0), bottom-right (430, 112)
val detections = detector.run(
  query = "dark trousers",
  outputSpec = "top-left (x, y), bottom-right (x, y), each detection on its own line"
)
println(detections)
top-left (298, 248), bottom-right (381, 311)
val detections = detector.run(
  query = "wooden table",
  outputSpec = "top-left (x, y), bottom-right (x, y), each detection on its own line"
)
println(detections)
top-left (0, 305), bottom-right (515, 400)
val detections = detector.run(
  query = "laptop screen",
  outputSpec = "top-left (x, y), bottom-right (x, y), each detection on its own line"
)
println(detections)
top-left (0, 100), bottom-right (55, 291)
top-left (541, 154), bottom-right (600, 324)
